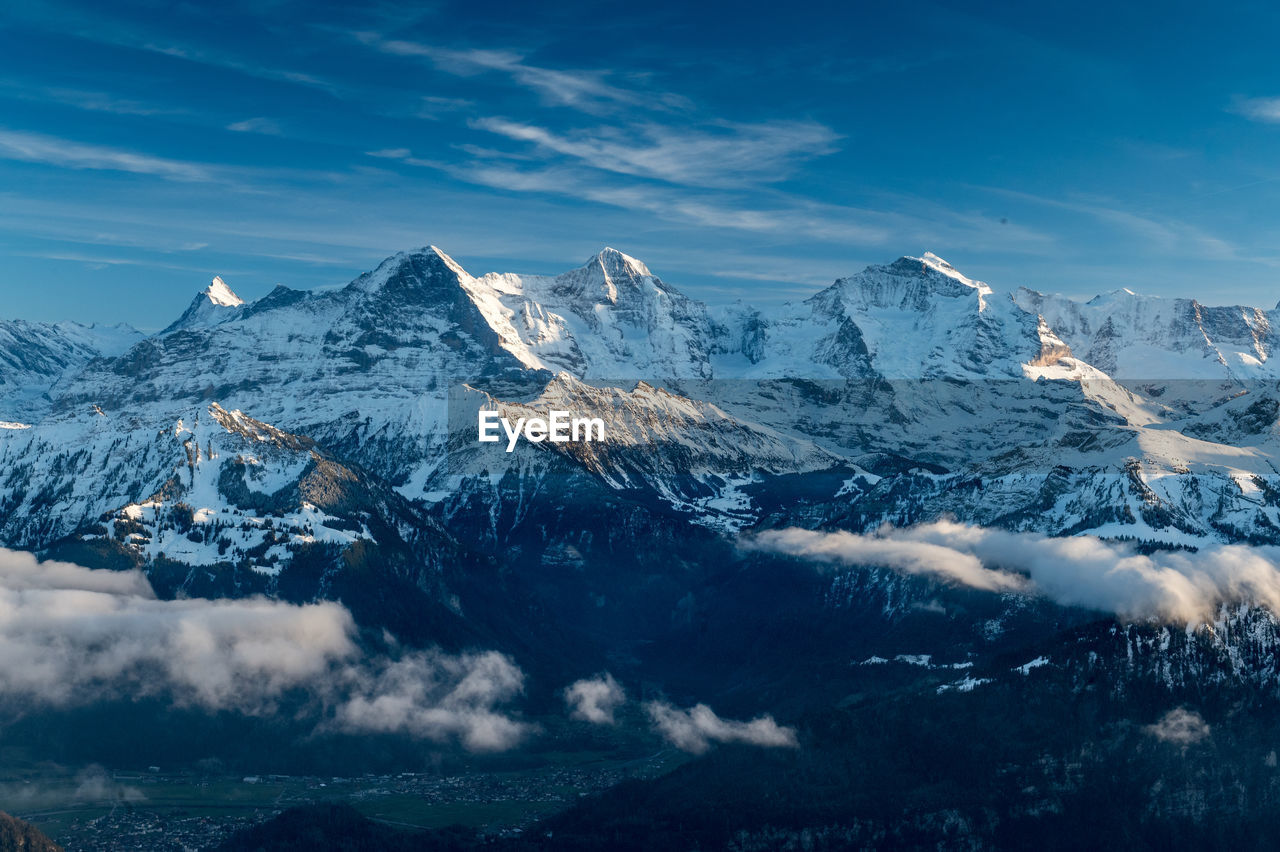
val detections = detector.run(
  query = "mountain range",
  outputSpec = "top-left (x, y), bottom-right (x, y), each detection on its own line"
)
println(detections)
top-left (4, 245), bottom-right (1280, 562)
top-left (12, 246), bottom-right (1280, 845)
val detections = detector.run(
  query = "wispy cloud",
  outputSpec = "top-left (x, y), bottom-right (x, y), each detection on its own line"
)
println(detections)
top-left (366, 147), bottom-right (413, 160)
top-left (227, 117), bottom-right (284, 136)
top-left (0, 130), bottom-right (368, 196)
top-left (0, 188), bottom-right (464, 270)
top-left (417, 94), bottom-right (474, 118)
top-left (11, 250), bottom-right (209, 273)
top-left (1230, 96), bottom-right (1280, 124)
top-left (0, 129), bottom-right (214, 181)
top-left (355, 34), bottom-right (684, 113)
top-left (423, 158), bottom-right (1051, 251)
top-left (134, 41), bottom-right (344, 96)
top-left (469, 117), bottom-right (838, 188)
top-left (6, 2), bottom-right (346, 100)
top-left (0, 81), bottom-right (189, 118)
top-left (978, 186), bottom-right (1239, 261)
top-left (360, 43), bottom-right (1052, 255)
top-left (413, 158), bottom-right (889, 243)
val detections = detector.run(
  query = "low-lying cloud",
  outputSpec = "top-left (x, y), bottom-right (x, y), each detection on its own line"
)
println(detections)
top-left (0, 765), bottom-right (146, 811)
top-left (565, 674), bottom-right (795, 754)
top-left (1145, 708), bottom-right (1210, 745)
top-left (0, 548), bottom-right (529, 750)
top-left (564, 673), bottom-right (626, 725)
top-left (333, 650), bottom-right (529, 752)
top-left (746, 527), bottom-right (1027, 593)
top-left (72, 765), bottom-right (146, 804)
top-left (645, 701), bottom-right (798, 754)
top-left (746, 520), bottom-right (1280, 623)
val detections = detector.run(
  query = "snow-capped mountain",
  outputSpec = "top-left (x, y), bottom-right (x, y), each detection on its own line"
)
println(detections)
top-left (707, 252), bottom-right (1041, 381)
top-left (7, 243), bottom-right (1280, 594)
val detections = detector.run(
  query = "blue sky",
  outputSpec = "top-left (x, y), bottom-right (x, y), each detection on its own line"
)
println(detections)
top-left (4, 0), bottom-right (1280, 328)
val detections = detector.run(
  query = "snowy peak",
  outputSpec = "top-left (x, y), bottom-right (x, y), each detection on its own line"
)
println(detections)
top-left (348, 245), bottom-right (472, 298)
top-left (163, 275), bottom-right (247, 333)
top-left (421, 244), bottom-right (471, 278)
top-left (916, 252), bottom-right (984, 289)
top-left (763, 254), bottom-right (1039, 380)
top-left (205, 276), bottom-right (244, 307)
top-left (450, 247), bottom-right (717, 379)
top-left (592, 246), bottom-right (652, 281)
top-left (554, 247), bottom-right (661, 306)
top-left (1085, 287), bottom-right (1141, 307)
top-left (897, 253), bottom-right (993, 297)
top-left (818, 253), bottom-right (994, 316)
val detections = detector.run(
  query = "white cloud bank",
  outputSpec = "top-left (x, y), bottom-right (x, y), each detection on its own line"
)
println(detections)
top-left (645, 701), bottom-right (798, 754)
top-left (0, 548), bottom-right (529, 751)
top-left (564, 673), bottom-right (626, 725)
top-left (746, 520), bottom-right (1280, 623)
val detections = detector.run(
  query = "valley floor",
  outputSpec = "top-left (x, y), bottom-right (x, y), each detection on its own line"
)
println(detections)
top-left (7, 750), bottom-right (681, 851)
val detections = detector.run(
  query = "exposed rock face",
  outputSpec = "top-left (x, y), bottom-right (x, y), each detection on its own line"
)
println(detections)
top-left (0, 812), bottom-right (61, 852)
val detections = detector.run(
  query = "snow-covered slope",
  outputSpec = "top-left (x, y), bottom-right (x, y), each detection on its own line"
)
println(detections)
top-left (707, 253), bottom-right (1042, 380)
top-left (0, 318), bottom-right (143, 422)
top-left (467, 247), bottom-right (719, 379)
top-left (1014, 286), bottom-right (1275, 380)
top-left (435, 372), bottom-right (841, 529)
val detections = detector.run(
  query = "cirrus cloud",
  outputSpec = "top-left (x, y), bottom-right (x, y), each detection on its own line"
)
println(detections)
top-left (0, 129), bottom-right (214, 182)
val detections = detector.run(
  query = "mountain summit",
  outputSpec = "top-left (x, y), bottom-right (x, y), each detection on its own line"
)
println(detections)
top-left (205, 276), bottom-right (244, 307)
top-left (163, 275), bottom-right (246, 333)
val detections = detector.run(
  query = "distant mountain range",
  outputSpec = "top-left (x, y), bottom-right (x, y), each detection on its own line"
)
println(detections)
top-left (4, 246), bottom-right (1280, 564)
